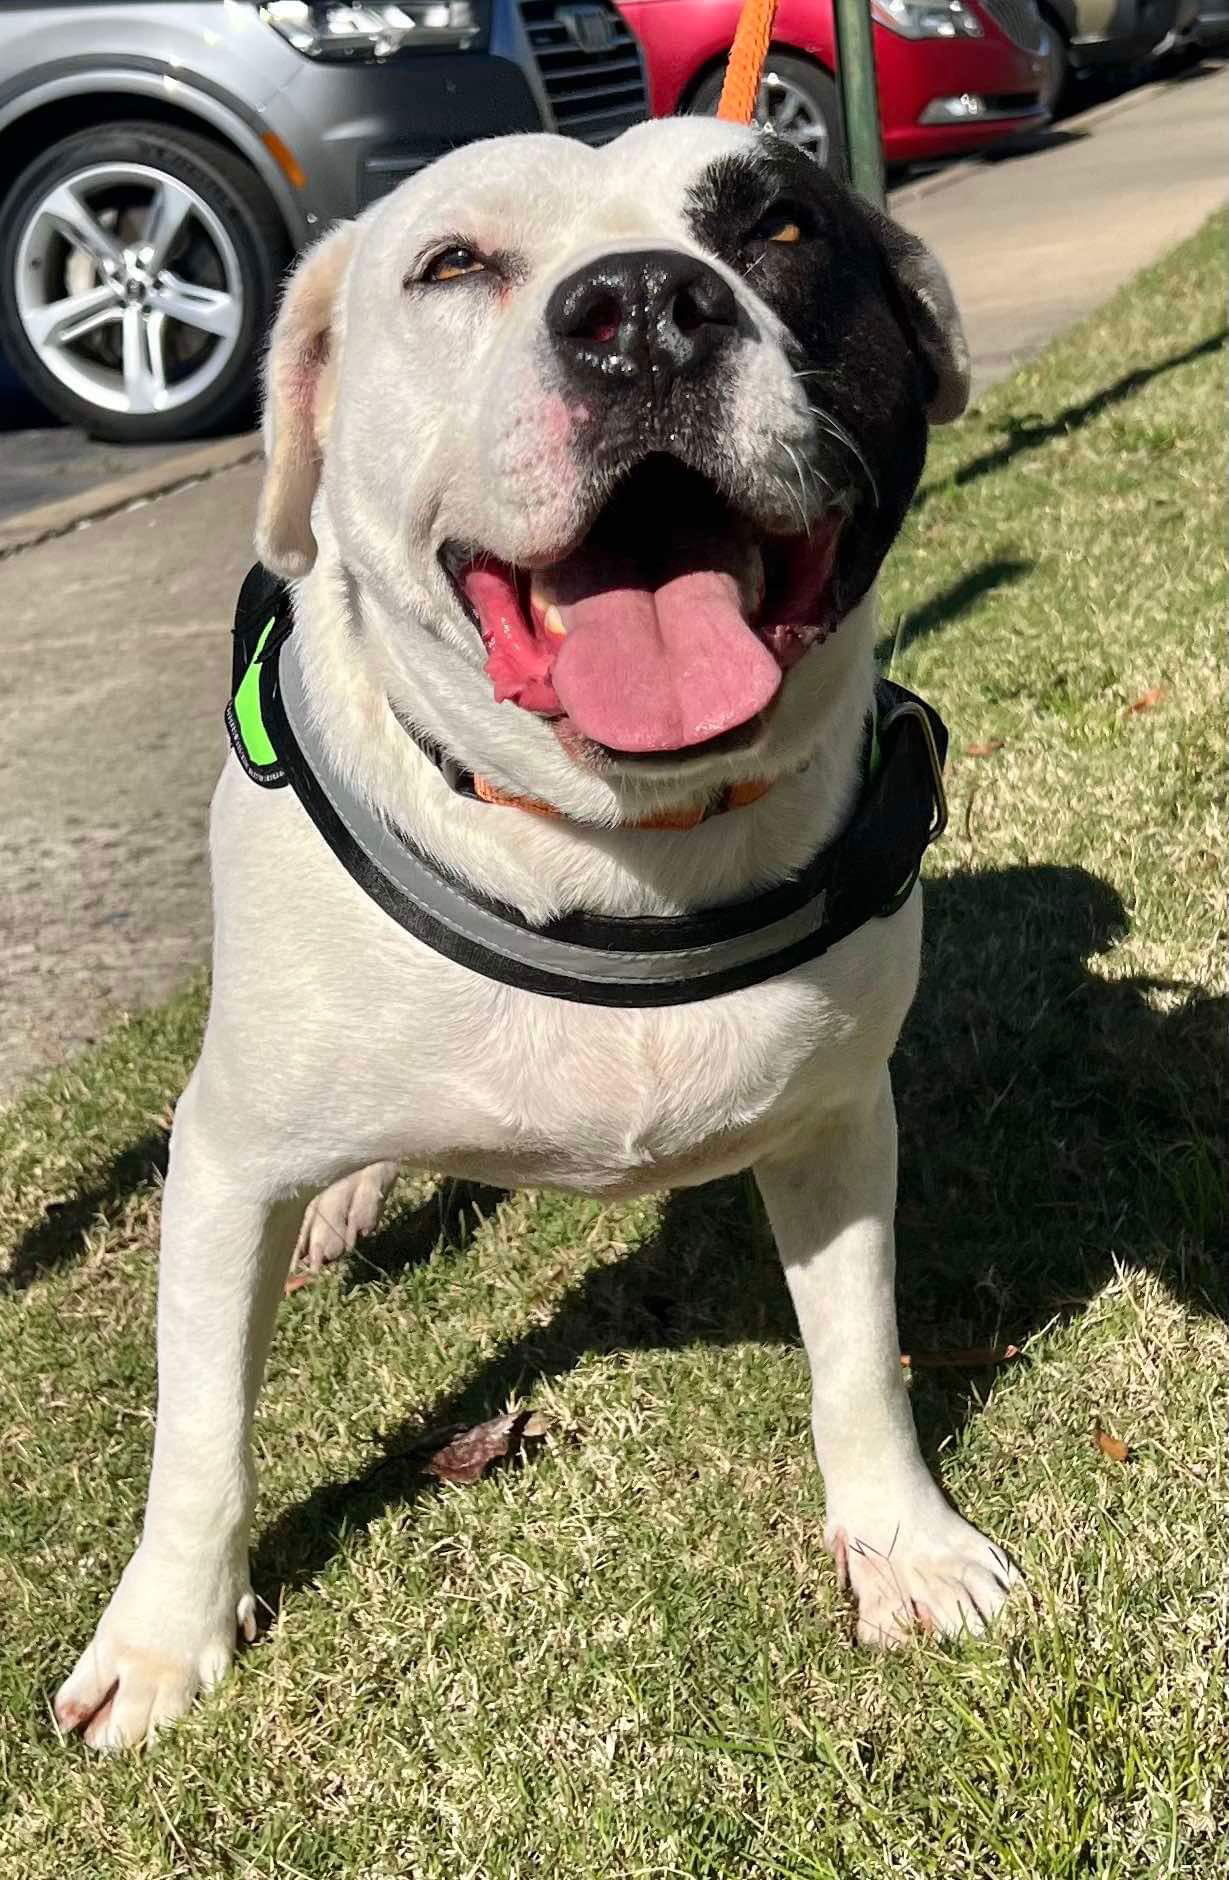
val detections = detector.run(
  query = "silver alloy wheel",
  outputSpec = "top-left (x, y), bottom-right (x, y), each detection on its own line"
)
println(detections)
top-left (704, 70), bottom-right (832, 164)
top-left (14, 162), bottom-right (244, 418)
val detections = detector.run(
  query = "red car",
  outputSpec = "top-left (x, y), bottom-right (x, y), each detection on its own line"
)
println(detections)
top-left (619, 0), bottom-right (1050, 171)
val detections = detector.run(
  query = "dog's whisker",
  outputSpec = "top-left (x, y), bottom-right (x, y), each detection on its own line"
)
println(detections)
top-left (771, 468), bottom-right (809, 534)
top-left (789, 375), bottom-right (881, 509)
top-left (780, 440), bottom-right (814, 524)
top-left (812, 411), bottom-right (881, 509)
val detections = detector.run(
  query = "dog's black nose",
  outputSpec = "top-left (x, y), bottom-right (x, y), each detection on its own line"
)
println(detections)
top-left (546, 248), bottom-right (738, 392)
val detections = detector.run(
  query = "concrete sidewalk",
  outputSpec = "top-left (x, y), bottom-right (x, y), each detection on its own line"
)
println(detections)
top-left (0, 69), bottom-right (1225, 1099)
top-left (0, 466), bottom-right (262, 1095)
top-left (895, 62), bottom-right (1228, 398)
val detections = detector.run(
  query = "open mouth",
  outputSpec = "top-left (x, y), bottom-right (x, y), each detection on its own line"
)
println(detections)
top-left (443, 456), bottom-right (845, 760)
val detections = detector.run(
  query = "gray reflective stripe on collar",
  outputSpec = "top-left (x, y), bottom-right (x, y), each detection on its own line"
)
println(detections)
top-left (279, 637), bottom-right (829, 990)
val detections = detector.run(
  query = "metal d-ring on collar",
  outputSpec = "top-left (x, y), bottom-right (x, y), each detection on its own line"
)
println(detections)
top-left (228, 565), bottom-right (950, 1008)
top-left (882, 694), bottom-right (948, 843)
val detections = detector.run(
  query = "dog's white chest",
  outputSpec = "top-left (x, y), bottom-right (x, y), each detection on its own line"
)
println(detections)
top-left (414, 965), bottom-right (876, 1196)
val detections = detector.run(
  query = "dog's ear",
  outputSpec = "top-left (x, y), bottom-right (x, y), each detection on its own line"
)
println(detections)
top-left (864, 207), bottom-right (969, 425)
top-left (256, 221), bottom-right (357, 578)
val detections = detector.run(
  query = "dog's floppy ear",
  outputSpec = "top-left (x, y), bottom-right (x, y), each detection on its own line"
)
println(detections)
top-left (865, 207), bottom-right (970, 425)
top-left (256, 221), bottom-right (357, 578)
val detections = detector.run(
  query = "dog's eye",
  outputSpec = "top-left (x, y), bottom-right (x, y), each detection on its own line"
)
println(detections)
top-left (423, 246), bottom-right (487, 284)
top-left (749, 204), bottom-right (813, 247)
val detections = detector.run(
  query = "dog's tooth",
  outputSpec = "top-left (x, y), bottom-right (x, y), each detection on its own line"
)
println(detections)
top-left (543, 605), bottom-right (567, 638)
top-left (528, 575), bottom-right (554, 630)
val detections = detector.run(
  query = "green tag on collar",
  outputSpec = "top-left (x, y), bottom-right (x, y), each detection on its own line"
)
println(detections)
top-left (233, 618), bottom-right (278, 768)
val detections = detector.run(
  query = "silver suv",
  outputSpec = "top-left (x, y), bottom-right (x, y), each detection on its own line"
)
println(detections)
top-left (0, 1), bottom-right (647, 441)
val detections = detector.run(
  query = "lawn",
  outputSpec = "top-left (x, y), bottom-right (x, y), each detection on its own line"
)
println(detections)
top-left (1, 216), bottom-right (1225, 1879)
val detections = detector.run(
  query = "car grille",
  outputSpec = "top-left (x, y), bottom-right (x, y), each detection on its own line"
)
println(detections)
top-left (519, 0), bottom-right (648, 145)
top-left (977, 0), bottom-right (1046, 53)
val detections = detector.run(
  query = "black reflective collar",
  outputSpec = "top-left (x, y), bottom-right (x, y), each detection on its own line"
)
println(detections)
top-left (227, 565), bottom-right (948, 1007)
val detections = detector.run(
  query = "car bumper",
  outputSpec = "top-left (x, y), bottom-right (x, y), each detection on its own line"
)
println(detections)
top-left (261, 53), bottom-right (543, 233)
top-left (875, 30), bottom-right (1047, 163)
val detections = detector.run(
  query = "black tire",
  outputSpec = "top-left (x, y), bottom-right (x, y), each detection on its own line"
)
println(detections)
top-left (0, 121), bottom-right (287, 443)
top-left (688, 54), bottom-right (846, 176)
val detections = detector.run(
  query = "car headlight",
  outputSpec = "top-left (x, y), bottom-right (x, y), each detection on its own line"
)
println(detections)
top-left (871, 0), bottom-right (984, 38)
top-left (262, 2), bottom-right (483, 60)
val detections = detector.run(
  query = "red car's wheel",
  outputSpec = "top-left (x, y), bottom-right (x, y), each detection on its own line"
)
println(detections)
top-left (689, 54), bottom-right (846, 173)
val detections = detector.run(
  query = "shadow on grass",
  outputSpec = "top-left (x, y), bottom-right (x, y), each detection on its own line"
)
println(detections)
top-left (1, 1129), bottom-right (169, 1295)
top-left (875, 556), bottom-right (1032, 667)
top-left (919, 328), bottom-right (1226, 511)
top-left (251, 862), bottom-right (1227, 1609)
top-left (892, 864), bottom-right (1227, 1458)
top-left (342, 1180), bottom-right (504, 1291)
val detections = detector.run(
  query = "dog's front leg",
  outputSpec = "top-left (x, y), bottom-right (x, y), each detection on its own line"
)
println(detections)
top-left (54, 1074), bottom-right (298, 1750)
top-left (756, 1070), bottom-right (1018, 1646)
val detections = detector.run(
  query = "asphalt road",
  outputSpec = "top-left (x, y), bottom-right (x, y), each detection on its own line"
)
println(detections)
top-left (0, 361), bottom-right (206, 521)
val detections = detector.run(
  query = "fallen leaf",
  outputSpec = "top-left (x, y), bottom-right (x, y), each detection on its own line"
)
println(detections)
top-left (425, 1410), bottom-right (548, 1485)
top-left (283, 1272), bottom-right (318, 1296)
top-left (901, 1344), bottom-right (1021, 1369)
top-left (1094, 1424), bottom-right (1131, 1464)
top-left (964, 738), bottom-right (1005, 758)
top-left (1127, 687), bottom-right (1165, 714)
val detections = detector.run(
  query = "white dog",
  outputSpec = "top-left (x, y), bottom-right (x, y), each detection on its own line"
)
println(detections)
top-left (55, 117), bottom-right (1016, 1752)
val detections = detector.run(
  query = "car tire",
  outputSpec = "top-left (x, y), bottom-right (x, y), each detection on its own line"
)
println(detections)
top-left (688, 55), bottom-right (846, 175)
top-left (0, 122), bottom-right (287, 443)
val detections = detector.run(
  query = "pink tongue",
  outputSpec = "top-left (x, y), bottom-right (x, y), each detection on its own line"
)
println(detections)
top-left (551, 569), bottom-right (781, 753)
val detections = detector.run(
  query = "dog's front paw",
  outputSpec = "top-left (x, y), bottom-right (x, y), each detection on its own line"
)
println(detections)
top-left (54, 1545), bottom-right (255, 1751)
top-left (293, 1160), bottom-right (397, 1273)
top-left (828, 1497), bottom-right (1020, 1648)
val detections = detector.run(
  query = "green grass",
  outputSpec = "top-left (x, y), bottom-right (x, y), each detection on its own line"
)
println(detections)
top-left (2, 217), bottom-right (1226, 1879)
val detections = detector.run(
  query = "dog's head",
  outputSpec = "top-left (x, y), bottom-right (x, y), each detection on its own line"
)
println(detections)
top-left (258, 119), bottom-right (966, 803)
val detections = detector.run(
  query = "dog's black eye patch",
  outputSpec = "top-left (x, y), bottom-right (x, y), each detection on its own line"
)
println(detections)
top-left (685, 151), bottom-right (839, 276)
top-left (687, 154), bottom-right (774, 260)
top-left (682, 142), bottom-right (936, 639)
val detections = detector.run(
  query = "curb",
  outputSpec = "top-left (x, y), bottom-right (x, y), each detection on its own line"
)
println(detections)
top-left (0, 430), bottom-right (261, 559)
top-left (889, 157), bottom-right (987, 211)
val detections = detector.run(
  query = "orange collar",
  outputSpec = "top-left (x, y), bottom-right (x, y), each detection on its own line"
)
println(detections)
top-left (471, 772), bottom-right (774, 830)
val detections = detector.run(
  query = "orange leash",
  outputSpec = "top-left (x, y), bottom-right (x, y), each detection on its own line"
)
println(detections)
top-left (715, 0), bottom-right (781, 124)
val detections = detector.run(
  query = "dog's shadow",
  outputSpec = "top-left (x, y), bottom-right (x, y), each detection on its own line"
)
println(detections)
top-left (251, 860), bottom-right (1227, 1608)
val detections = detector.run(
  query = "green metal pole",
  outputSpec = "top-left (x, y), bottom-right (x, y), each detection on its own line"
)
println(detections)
top-left (831, 0), bottom-right (886, 208)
